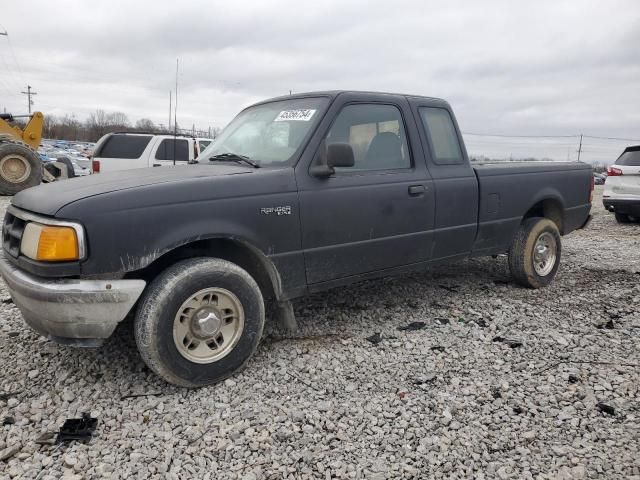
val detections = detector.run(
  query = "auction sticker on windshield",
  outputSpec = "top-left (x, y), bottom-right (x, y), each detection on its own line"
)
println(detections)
top-left (274, 109), bottom-right (316, 122)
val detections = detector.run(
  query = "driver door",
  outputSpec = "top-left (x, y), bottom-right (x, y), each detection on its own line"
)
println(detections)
top-left (296, 96), bottom-right (435, 285)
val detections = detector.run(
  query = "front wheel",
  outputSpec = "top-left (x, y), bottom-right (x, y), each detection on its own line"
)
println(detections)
top-left (134, 258), bottom-right (265, 387)
top-left (508, 217), bottom-right (561, 289)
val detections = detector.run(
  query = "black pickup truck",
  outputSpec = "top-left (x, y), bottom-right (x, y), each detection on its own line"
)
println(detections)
top-left (0, 91), bottom-right (593, 386)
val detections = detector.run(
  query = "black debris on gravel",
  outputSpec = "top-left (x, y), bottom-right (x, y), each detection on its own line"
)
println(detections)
top-left (492, 336), bottom-right (523, 348)
top-left (596, 319), bottom-right (615, 330)
top-left (438, 284), bottom-right (460, 292)
top-left (430, 345), bottom-right (446, 353)
top-left (412, 374), bottom-right (437, 385)
top-left (596, 402), bottom-right (615, 416)
top-left (2, 416), bottom-right (15, 425)
top-left (397, 321), bottom-right (427, 331)
top-left (366, 333), bottom-right (383, 345)
top-left (568, 374), bottom-right (580, 384)
top-left (56, 413), bottom-right (98, 444)
top-left (121, 392), bottom-right (164, 400)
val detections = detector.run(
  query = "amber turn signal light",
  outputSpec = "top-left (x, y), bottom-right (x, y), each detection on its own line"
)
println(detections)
top-left (21, 223), bottom-right (79, 262)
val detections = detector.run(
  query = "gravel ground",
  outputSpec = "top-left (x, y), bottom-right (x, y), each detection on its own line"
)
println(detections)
top-left (1, 186), bottom-right (639, 479)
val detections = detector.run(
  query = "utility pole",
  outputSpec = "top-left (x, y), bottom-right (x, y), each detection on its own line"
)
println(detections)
top-left (577, 134), bottom-right (583, 162)
top-left (173, 59), bottom-right (179, 165)
top-left (21, 85), bottom-right (37, 114)
top-left (168, 91), bottom-right (172, 131)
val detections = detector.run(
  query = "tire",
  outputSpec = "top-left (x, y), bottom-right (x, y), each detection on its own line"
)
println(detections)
top-left (134, 258), bottom-right (265, 387)
top-left (0, 141), bottom-right (42, 195)
top-left (615, 212), bottom-right (631, 224)
top-left (508, 217), bottom-right (561, 289)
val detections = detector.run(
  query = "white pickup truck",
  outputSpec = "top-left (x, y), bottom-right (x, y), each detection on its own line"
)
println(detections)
top-left (91, 133), bottom-right (213, 173)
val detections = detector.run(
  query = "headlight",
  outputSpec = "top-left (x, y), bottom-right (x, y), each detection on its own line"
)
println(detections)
top-left (21, 222), bottom-right (80, 262)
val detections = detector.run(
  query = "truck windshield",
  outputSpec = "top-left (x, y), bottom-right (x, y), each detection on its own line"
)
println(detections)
top-left (198, 97), bottom-right (329, 167)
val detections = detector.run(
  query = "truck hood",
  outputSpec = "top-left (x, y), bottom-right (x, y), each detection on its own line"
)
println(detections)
top-left (12, 164), bottom-right (253, 216)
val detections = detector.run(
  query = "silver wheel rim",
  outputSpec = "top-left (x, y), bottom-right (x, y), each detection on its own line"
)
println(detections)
top-left (173, 287), bottom-right (245, 364)
top-left (533, 232), bottom-right (557, 276)
top-left (0, 154), bottom-right (31, 183)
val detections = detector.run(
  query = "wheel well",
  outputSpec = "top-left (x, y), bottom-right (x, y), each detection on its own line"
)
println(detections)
top-left (523, 199), bottom-right (564, 233)
top-left (130, 238), bottom-right (281, 302)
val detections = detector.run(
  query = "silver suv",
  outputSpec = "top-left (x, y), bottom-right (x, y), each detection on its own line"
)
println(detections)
top-left (603, 146), bottom-right (640, 223)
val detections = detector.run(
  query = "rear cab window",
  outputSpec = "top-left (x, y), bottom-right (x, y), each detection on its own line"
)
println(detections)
top-left (418, 107), bottom-right (464, 165)
top-left (95, 135), bottom-right (152, 159)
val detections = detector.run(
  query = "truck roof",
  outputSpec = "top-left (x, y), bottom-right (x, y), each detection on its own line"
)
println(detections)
top-left (255, 90), bottom-right (449, 107)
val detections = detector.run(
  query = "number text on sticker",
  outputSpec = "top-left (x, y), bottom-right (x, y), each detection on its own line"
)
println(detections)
top-left (274, 109), bottom-right (316, 122)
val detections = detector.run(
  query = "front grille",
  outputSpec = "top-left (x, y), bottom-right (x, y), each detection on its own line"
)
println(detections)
top-left (2, 210), bottom-right (26, 258)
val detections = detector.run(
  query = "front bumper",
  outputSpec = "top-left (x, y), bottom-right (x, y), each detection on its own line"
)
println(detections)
top-left (0, 253), bottom-right (145, 346)
top-left (603, 197), bottom-right (640, 216)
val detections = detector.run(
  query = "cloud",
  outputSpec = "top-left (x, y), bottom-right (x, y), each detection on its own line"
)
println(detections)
top-left (1, 0), bottom-right (639, 161)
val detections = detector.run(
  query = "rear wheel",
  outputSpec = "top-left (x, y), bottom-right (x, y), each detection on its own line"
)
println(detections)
top-left (614, 212), bottom-right (631, 224)
top-left (0, 141), bottom-right (42, 195)
top-left (508, 217), bottom-right (561, 288)
top-left (134, 258), bottom-right (265, 387)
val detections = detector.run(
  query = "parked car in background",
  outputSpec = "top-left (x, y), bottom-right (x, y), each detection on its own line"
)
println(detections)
top-left (91, 133), bottom-right (214, 173)
top-left (603, 145), bottom-right (640, 223)
top-left (593, 172), bottom-right (606, 185)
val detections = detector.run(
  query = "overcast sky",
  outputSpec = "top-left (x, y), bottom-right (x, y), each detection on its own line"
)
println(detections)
top-left (1, 0), bottom-right (639, 162)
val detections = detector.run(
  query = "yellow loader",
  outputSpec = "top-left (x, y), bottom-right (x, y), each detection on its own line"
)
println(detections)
top-left (0, 111), bottom-right (72, 195)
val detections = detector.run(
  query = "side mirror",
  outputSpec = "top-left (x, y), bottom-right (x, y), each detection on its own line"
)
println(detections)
top-left (310, 142), bottom-right (355, 178)
top-left (327, 143), bottom-right (355, 168)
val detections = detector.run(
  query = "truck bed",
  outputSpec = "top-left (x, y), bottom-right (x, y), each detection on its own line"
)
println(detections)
top-left (471, 161), bottom-right (592, 255)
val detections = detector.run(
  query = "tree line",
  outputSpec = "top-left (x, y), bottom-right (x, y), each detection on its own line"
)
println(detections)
top-left (40, 110), bottom-right (219, 143)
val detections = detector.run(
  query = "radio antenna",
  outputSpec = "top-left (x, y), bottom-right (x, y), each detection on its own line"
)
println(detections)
top-left (173, 58), bottom-right (179, 165)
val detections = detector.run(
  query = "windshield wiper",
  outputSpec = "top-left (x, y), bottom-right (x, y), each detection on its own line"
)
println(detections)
top-left (208, 153), bottom-right (261, 168)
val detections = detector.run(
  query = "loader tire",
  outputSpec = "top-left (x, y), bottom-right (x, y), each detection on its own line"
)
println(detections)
top-left (0, 140), bottom-right (42, 195)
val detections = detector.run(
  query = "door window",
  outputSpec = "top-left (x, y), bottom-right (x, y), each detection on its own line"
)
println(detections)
top-left (325, 104), bottom-right (411, 171)
top-left (155, 139), bottom-right (189, 161)
top-left (419, 107), bottom-right (463, 165)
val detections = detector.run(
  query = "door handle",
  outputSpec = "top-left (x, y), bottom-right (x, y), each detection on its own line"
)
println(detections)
top-left (408, 185), bottom-right (425, 196)
top-left (153, 164), bottom-right (161, 167)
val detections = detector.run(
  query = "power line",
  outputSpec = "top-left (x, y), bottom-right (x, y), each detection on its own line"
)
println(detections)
top-left (583, 135), bottom-right (640, 142)
top-left (462, 132), bottom-right (578, 138)
top-left (0, 26), bottom-right (26, 86)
